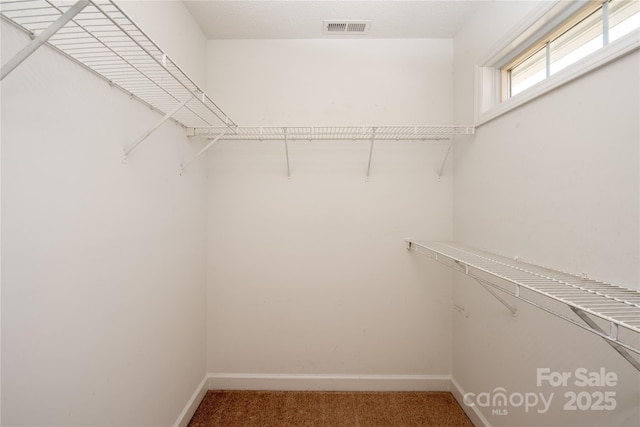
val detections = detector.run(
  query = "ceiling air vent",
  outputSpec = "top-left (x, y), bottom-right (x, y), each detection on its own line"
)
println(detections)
top-left (323, 20), bottom-right (372, 35)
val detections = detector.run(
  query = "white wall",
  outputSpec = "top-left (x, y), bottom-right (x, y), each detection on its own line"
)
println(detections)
top-left (118, 0), bottom-right (208, 87)
top-left (453, 2), bottom-right (640, 426)
top-left (204, 39), bottom-right (456, 386)
top-left (1, 13), bottom-right (207, 427)
top-left (206, 39), bottom-right (453, 125)
top-left (5, 1), bottom-right (637, 424)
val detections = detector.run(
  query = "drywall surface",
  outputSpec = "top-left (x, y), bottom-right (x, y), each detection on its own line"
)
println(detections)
top-left (205, 39), bottom-right (456, 383)
top-left (1, 22), bottom-right (207, 426)
top-left (206, 39), bottom-right (454, 125)
top-left (452, 2), bottom-right (640, 426)
top-left (119, 0), bottom-right (208, 87)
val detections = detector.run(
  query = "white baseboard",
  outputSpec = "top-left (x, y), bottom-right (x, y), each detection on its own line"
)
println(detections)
top-left (206, 373), bottom-right (451, 392)
top-left (173, 375), bottom-right (209, 427)
top-left (173, 373), bottom-right (476, 426)
top-left (450, 376), bottom-right (492, 427)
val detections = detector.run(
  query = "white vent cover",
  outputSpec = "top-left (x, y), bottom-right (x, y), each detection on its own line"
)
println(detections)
top-left (323, 20), bottom-right (372, 35)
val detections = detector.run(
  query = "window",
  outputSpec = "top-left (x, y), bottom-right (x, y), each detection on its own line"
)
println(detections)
top-left (504, 0), bottom-right (640, 99)
top-left (475, 0), bottom-right (640, 125)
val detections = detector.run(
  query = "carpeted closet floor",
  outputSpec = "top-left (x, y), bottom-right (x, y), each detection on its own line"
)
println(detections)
top-left (187, 390), bottom-right (474, 426)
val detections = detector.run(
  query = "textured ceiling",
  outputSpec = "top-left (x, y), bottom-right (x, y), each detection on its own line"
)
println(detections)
top-left (182, 1), bottom-right (487, 39)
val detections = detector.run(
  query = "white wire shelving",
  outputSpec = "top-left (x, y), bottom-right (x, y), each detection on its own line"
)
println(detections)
top-left (184, 126), bottom-right (475, 177)
top-left (0, 0), bottom-right (236, 131)
top-left (0, 0), bottom-right (475, 172)
top-left (188, 125), bottom-right (475, 141)
top-left (406, 240), bottom-right (640, 371)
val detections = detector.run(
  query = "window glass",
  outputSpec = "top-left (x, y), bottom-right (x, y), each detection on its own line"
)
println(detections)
top-left (609, 0), bottom-right (640, 43)
top-left (550, 7), bottom-right (603, 75)
top-left (503, 0), bottom-right (640, 100)
top-left (510, 47), bottom-right (547, 97)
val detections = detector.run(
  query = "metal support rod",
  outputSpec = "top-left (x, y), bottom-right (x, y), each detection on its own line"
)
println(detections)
top-left (284, 127), bottom-right (291, 178)
top-left (1, 0), bottom-right (90, 81)
top-left (474, 277), bottom-right (518, 318)
top-left (454, 259), bottom-right (517, 317)
top-left (366, 127), bottom-right (376, 177)
top-left (571, 307), bottom-right (640, 372)
top-left (123, 95), bottom-right (194, 159)
top-left (180, 131), bottom-right (227, 174)
top-left (437, 139), bottom-right (454, 178)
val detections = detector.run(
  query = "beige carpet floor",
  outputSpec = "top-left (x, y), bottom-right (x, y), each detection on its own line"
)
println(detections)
top-left (188, 390), bottom-right (474, 426)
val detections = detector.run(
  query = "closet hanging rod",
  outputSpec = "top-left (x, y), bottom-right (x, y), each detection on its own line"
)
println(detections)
top-left (0, 0), bottom-right (237, 130)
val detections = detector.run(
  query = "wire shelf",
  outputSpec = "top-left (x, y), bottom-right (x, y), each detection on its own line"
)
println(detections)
top-left (407, 240), bottom-right (640, 362)
top-left (1, 1), bottom-right (476, 169)
top-left (0, 0), bottom-right (236, 129)
top-left (188, 126), bottom-right (475, 141)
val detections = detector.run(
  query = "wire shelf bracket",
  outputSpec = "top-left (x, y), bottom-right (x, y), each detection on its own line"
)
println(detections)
top-left (406, 240), bottom-right (640, 372)
top-left (284, 127), bottom-right (291, 178)
top-left (123, 94), bottom-right (194, 162)
top-left (180, 130), bottom-right (227, 175)
top-left (570, 306), bottom-right (640, 371)
top-left (456, 260), bottom-right (518, 319)
top-left (366, 127), bottom-right (376, 179)
top-left (437, 139), bottom-right (454, 181)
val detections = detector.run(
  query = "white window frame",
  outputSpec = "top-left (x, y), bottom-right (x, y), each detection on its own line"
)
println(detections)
top-left (475, 0), bottom-right (640, 127)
